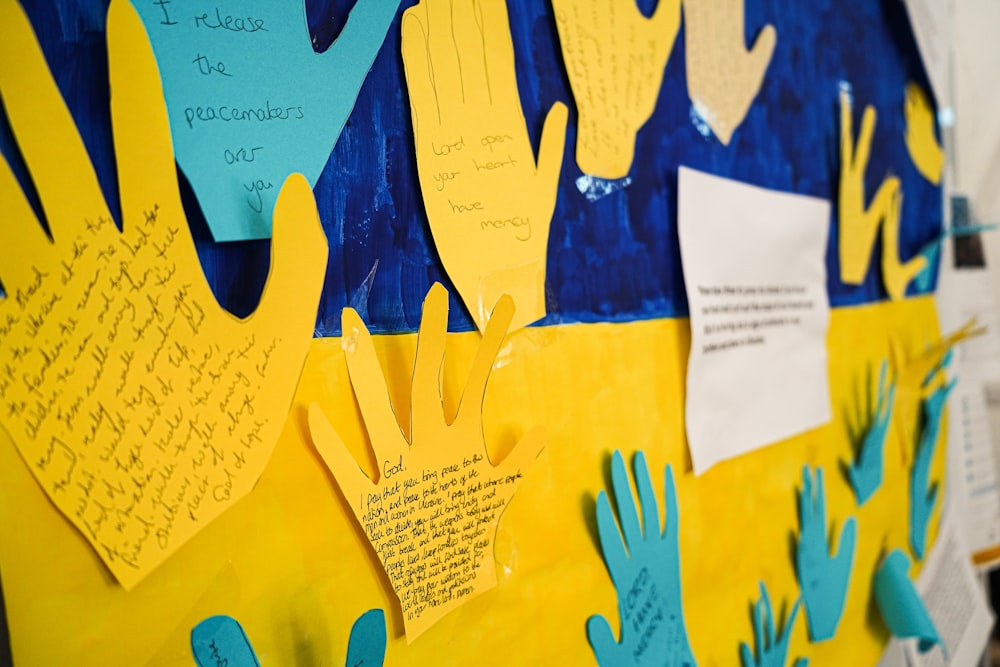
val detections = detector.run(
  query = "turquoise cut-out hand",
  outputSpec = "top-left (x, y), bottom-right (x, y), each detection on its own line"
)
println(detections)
top-left (796, 467), bottom-right (857, 641)
top-left (191, 616), bottom-right (260, 667)
top-left (588, 451), bottom-right (697, 667)
top-left (910, 376), bottom-right (956, 560)
top-left (131, 0), bottom-right (401, 241)
top-left (739, 583), bottom-right (807, 667)
top-left (345, 609), bottom-right (387, 667)
top-left (847, 360), bottom-right (896, 505)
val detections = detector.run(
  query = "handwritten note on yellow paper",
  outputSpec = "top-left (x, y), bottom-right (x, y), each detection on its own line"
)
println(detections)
top-left (552, 0), bottom-right (679, 178)
top-left (838, 89), bottom-right (925, 299)
top-left (904, 83), bottom-right (944, 185)
top-left (400, 0), bottom-right (567, 333)
top-left (684, 0), bottom-right (776, 145)
top-left (308, 283), bottom-right (545, 641)
top-left (0, 0), bottom-right (327, 589)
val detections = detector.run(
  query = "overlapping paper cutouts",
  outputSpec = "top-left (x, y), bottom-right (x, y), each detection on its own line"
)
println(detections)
top-left (553, 0), bottom-right (680, 179)
top-left (837, 88), bottom-right (926, 299)
top-left (845, 360), bottom-right (896, 505)
top-left (131, 0), bottom-right (401, 242)
top-left (0, 0), bottom-right (327, 588)
top-left (308, 283), bottom-right (545, 641)
top-left (684, 0), bottom-right (776, 145)
top-left (401, 0), bottom-right (567, 333)
top-left (873, 550), bottom-right (942, 653)
top-left (739, 583), bottom-right (807, 667)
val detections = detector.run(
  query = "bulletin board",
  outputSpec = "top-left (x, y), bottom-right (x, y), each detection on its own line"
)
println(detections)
top-left (0, 0), bottom-right (957, 665)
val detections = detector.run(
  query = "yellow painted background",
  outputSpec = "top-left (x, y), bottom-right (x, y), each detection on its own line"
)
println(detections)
top-left (0, 296), bottom-right (942, 665)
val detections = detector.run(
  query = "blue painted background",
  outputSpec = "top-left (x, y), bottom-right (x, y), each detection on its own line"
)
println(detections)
top-left (0, 0), bottom-right (940, 336)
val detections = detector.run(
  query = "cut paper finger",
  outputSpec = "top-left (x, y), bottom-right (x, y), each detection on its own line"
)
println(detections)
top-left (307, 283), bottom-right (546, 641)
top-left (911, 223), bottom-right (998, 291)
top-left (904, 83), bottom-right (944, 185)
top-left (191, 616), bottom-right (260, 667)
top-left (345, 609), bottom-right (387, 667)
top-left (130, 0), bottom-right (401, 241)
top-left (586, 451), bottom-right (696, 667)
top-left (910, 376), bottom-right (956, 560)
top-left (738, 583), bottom-right (807, 667)
top-left (552, 0), bottom-right (680, 178)
top-left (0, 0), bottom-right (328, 588)
top-left (846, 360), bottom-right (895, 505)
top-left (684, 0), bottom-right (776, 145)
top-left (401, 0), bottom-right (567, 332)
top-left (873, 549), bottom-right (942, 653)
top-left (796, 467), bottom-right (856, 642)
top-left (880, 186), bottom-right (927, 301)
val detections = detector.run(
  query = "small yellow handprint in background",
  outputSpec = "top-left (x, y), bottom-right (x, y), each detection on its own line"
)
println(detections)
top-left (553, 0), bottom-right (680, 179)
top-left (401, 0), bottom-right (568, 333)
top-left (308, 283), bottom-right (545, 641)
top-left (0, 0), bottom-right (327, 588)
top-left (838, 88), bottom-right (925, 299)
top-left (903, 83), bottom-right (944, 185)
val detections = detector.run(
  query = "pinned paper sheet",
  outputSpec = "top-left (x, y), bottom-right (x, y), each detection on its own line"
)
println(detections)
top-left (308, 284), bottom-right (545, 641)
top-left (796, 467), bottom-right (856, 642)
top-left (0, 0), bottom-right (328, 588)
top-left (838, 88), bottom-right (927, 298)
top-left (587, 451), bottom-right (696, 667)
top-left (552, 0), bottom-right (680, 178)
top-left (846, 360), bottom-right (896, 505)
top-left (874, 550), bottom-right (942, 653)
top-left (904, 83), bottom-right (944, 185)
top-left (401, 0), bottom-right (567, 333)
top-left (739, 583), bottom-right (807, 667)
top-left (130, 0), bottom-right (400, 242)
top-left (191, 616), bottom-right (260, 667)
top-left (684, 0), bottom-right (776, 145)
top-left (678, 166), bottom-right (831, 475)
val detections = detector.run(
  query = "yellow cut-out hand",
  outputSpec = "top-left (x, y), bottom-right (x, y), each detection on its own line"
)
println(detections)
top-left (684, 0), bottom-right (776, 145)
top-left (308, 283), bottom-right (545, 641)
top-left (401, 0), bottom-right (568, 333)
top-left (0, 0), bottom-right (327, 589)
top-left (838, 89), bottom-right (924, 298)
top-left (553, 0), bottom-right (680, 178)
top-left (904, 83), bottom-right (944, 185)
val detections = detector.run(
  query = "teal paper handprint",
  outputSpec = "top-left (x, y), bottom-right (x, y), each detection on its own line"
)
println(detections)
top-left (910, 374), bottom-right (957, 560)
top-left (847, 360), bottom-right (896, 505)
top-left (190, 610), bottom-right (387, 667)
top-left (796, 467), bottom-right (857, 641)
top-left (587, 450), bottom-right (697, 667)
top-left (131, 0), bottom-right (401, 241)
top-left (739, 583), bottom-right (807, 667)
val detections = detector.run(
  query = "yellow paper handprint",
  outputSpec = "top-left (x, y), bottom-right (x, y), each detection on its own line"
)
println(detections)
top-left (553, 0), bottom-right (680, 178)
top-left (904, 83), bottom-right (944, 185)
top-left (684, 0), bottom-right (777, 145)
top-left (401, 0), bottom-right (568, 333)
top-left (0, 0), bottom-right (327, 588)
top-left (838, 89), bottom-right (925, 299)
top-left (308, 283), bottom-right (545, 641)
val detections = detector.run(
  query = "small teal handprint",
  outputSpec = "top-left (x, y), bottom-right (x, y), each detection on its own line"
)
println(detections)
top-left (910, 374), bottom-right (957, 560)
top-left (739, 583), bottom-right (807, 667)
top-left (190, 610), bottom-right (387, 666)
top-left (588, 450), bottom-right (697, 667)
top-left (131, 0), bottom-right (401, 241)
top-left (796, 467), bottom-right (857, 641)
top-left (846, 360), bottom-right (896, 505)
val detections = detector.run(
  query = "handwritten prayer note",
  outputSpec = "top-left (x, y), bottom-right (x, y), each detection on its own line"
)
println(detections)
top-left (0, 0), bottom-right (327, 588)
top-left (552, 0), bottom-right (680, 179)
top-left (130, 0), bottom-right (400, 242)
top-left (309, 283), bottom-right (545, 640)
top-left (401, 0), bottom-right (567, 332)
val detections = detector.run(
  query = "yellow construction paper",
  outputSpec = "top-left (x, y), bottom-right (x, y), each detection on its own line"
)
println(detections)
top-left (307, 284), bottom-right (545, 641)
top-left (684, 0), bottom-right (777, 146)
top-left (0, 0), bottom-right (327, 589)
top-left (0, 298), bottom-right (944, 665)
top-left (400, 0), bottom-right (568, 333)
top-left (552, 0), bottom-right (680, 178)
top-left (903, 83), bottom-right (944, 185)
top-left (838, 89), bottom-right (926, 297)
